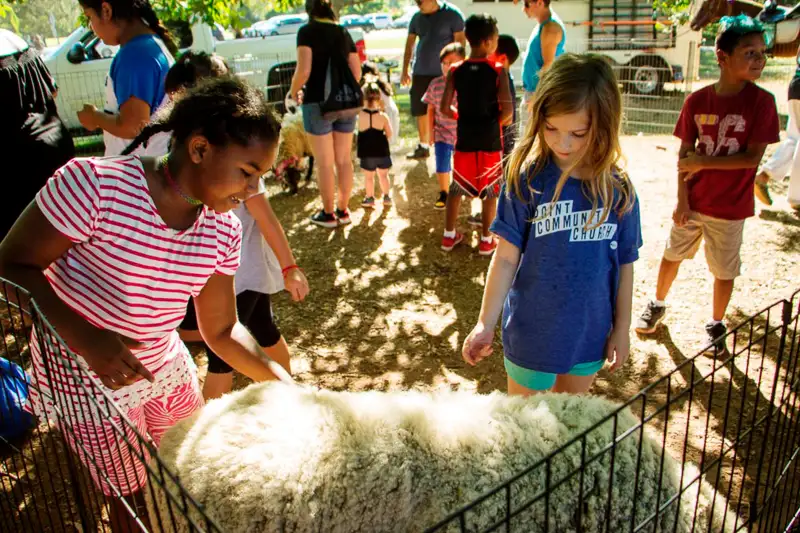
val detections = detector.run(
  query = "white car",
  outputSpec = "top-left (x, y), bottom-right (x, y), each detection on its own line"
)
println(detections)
top-left (391, 10), bottom-right (417, 29)
top-left (364, 13), bottom-right (392, 30)
top-left (252, 14), bottom-right (308, 36)
top-left (46, 22), bottom-right (367, 131)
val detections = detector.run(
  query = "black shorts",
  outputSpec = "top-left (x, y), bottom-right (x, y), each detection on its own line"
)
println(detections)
top-left (179, 290), bottom-right (282, 374)
top-left (410, 75), bottom-right (437, 117)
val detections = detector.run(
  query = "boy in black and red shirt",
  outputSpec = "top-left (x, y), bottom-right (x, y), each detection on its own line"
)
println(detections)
top-left (440, 13), bottom-right (513, 256)
top-left (636, 15), bottom-right (780, 349)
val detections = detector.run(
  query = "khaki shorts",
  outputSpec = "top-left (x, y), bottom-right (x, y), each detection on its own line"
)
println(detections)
top-left (663, 212), bottom-right (745, 280)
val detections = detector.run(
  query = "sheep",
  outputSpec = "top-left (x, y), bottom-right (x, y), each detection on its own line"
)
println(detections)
top-left (270, 110), bottom-right (315, 195)
top-left (146, 383), bottom-right (735, 533)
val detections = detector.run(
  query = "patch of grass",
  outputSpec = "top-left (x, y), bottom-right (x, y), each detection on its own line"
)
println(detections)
top-left (394, 93), bottom-right (419, 140)
top-left (364, 30), bottom-right (407, 51)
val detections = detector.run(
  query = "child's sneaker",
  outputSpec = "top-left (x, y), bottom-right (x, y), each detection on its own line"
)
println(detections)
top-left (704, 321), bottom-right (728, 354)
top-left (635, 301), bottom-right (666, 334)
top-left (754, 181), bottom-right (773, 206)
top-left (407, 144), bottom-right (430, 160)
top-left (362, 196), bottom-right (375, 209)
top-left (383, 194), bottom-right (392, 207)
top-left (310, 209), bottom-right (338, 229)
top-left (441, 232), bottom-right (464, 252)
top-left (434, 191), bottom-right (447, 210)
top-left (335, 208), bottom-right (351, 226)
top-left (467, 214), bottom-right (482, 227)
top-left (478, 237), bottom-right (497, 256)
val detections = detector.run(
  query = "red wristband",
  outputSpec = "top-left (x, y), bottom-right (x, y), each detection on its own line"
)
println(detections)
top-left (281, 265), bottom-right (300, 277)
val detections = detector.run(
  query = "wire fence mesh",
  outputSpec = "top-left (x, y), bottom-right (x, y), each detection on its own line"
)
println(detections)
top-left (0, 279), bottom-right (223, 532)
top-left (426, 293), bottom-right (800, 532)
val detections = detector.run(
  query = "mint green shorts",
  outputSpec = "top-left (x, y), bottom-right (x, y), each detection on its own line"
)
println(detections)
top-left (504, 358), bottom-right (605, 391)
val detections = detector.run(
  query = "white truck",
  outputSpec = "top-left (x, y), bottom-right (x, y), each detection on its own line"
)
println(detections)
top-left (449, 0), bottom-right (701, 95)
top-left (44, 22), bottom-right (367, 132)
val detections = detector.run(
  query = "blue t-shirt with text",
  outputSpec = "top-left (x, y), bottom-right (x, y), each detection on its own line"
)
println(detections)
top-left (491, 161), bottom-right (643, 374)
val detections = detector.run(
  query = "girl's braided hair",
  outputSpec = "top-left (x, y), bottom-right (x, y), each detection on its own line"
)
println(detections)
top-left (79, 0), bottom-right (178, 56)
top-left (122, 76), bottom-right (281, 156)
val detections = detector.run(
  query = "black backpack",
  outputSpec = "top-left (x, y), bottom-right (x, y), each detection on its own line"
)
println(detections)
top-left (320, 26), bottom-right (363, 121)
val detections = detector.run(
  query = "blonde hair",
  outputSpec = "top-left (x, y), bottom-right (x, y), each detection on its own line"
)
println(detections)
top-left (506, 54), bottom-right (635, 230)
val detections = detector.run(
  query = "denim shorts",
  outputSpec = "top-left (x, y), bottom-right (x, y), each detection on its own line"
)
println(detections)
top-left (504, 358), bottom-right (605, 391)
top-left (434, 142), bottom-right (454, 174)
top-left (302, 103), bottom-right (357, 136)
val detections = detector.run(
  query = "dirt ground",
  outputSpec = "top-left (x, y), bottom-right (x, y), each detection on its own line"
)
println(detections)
top-left (245, 134), bottom-right (800, 398)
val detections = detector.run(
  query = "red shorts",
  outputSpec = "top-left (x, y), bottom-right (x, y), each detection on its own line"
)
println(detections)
top-left (453, 150), bottom-right (503, 199)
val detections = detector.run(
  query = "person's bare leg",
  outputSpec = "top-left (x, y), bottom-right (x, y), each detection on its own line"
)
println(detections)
top-left (481, 197), bottom-right (498, 238)
top-left (202, 338), bottom-right (291, 400)
top-left (507, 375), bottom-right (543, 397)
top-left (436, 172), bottom-right (450, 193)
top-left (445, 193), bottom-right (462, 233)
top-left (713, 278), bottom-right (735, 322)
top-left (309, 133), bottom-right (336, 214)
top-left (655, 258), bottom-right (682, 301)
top-left (333, 131), bottom-right (355, 212)
top-left (363, 170), bottom-right (376, 198)
top-left (202, 372), bottom-right (234, 401)
top-left (376, 168), bottom-right (391, 197)
top-left (416, 115), bottom-right (430, 147)
top-left (552, 374), bottom-right (597, 394)
top-left (264, 337), bottom-right (292, 376)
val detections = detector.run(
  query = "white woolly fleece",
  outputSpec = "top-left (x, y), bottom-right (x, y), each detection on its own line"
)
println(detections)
top-left (147, 383), bottom-right (735, 533)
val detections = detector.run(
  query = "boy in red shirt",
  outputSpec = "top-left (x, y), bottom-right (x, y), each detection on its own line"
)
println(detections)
top-left (636, 15), bottom-right (780, 349)
top-left (440, 13), bottom-right (513, 256)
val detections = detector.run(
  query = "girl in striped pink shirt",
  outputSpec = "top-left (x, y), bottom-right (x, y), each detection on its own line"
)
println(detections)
top-left (0, 76), bottom-right (285, 530)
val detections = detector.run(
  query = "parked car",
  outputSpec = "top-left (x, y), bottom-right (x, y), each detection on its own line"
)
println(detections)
top-left (340, 14), bottom-right (374, 32)
top-left (364, 13), bottom-right (393, 30)
top-left (46, 22), bottom-right (367, 131)
top-left (245, 14), bottom-right (308, 37)
top-left (391, 10), bottom-right (416, 29)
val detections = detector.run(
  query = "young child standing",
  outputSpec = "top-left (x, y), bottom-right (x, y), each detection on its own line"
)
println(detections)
top-left (422, 42), bottom-right (466, 210)
top-left (468, 34), bottom-right (521, 227)
top-left (462, 54), bottom-right (642, 396)
top-left (361, 61), bottom-right (400, 147)
top-left (440, 14), bottom-right (513, 255)
top-left (635, 15), bottom-right (780, 350)
top-left (156, 52), bottom-right (309, 401)
top-left (358, 82), bottom-right (394, 208)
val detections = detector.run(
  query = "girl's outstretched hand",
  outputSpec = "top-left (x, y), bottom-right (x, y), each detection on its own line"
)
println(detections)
top-left (80, 330), bottom-right (155, 390)
top-left (284, 268), bottom-right (309, 302)
top-left (605, 325), bottom-right (631, 373)
top-left (462, 322), bottom-right (494, 366)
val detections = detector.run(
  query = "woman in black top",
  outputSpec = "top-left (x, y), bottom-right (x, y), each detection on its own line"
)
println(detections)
top-left (288, 0), bottom-right (362, 229)
top-left (0, 29), bottom-right (74, 239)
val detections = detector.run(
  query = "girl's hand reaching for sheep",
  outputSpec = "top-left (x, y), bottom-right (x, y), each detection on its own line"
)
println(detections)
top-left (284, 268), bottom-right (309, 302)
top-left (462, 322), bottom-right (494, 366)
top-left (605, 325), bottom-right (630, 373)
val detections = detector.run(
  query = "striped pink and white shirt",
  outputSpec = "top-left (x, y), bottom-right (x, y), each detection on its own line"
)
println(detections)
top-left (28, 156), bottom-right (241, 419)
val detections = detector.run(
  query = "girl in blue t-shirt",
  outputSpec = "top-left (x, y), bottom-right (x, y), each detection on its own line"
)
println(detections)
top-left (76, 0), bottom-right (176, 156)
top-left (462, 54), bottom-right (643, 396)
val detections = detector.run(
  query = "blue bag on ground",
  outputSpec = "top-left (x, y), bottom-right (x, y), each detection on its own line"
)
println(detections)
top-left (0, 357), bottom-right (34, 440)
